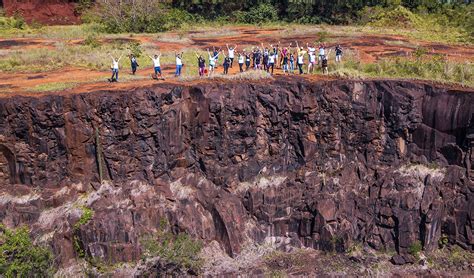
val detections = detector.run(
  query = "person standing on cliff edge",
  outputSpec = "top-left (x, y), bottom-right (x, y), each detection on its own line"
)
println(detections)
top-left (175, 51), bottom-right (183, 77)
top-left (109, 53), bottom-right (123, 82)
top-left (129, 54), bottom-right (139, 75)
top-left (148, 52), bottom-right (162, 80)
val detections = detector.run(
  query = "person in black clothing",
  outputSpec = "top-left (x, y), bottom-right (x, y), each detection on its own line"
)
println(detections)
top-left (130, 54), bottom-right (139, 75)
top-left (223, 55), bottom-right (230, 74)
top-left (245, 52), bottom-right (251, 71)
top-left (263, 52), bottom-right (268, 71)
top-left (194, 52), bottom-right (206, 77)
top-left (251, 47), bottom-right (257, 69)
top-left (321, 55), bottom-right (329, 74)
top-left (335, 45), bottom-right (343, 63)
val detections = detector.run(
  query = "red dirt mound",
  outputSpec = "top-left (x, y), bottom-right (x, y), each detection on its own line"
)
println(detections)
top-left (3, 0), bottom-right (81, 25)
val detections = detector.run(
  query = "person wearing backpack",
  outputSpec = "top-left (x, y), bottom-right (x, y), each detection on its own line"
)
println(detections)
top-left (130, 54), bottom-right (139, 75)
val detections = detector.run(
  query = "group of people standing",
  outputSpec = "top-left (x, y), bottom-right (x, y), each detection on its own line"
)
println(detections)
top-left (108, 42), bottom-right (343, 82)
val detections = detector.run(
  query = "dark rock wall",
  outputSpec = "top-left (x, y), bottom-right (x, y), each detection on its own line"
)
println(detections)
top-left (0, 79), bottom-right (473, 265)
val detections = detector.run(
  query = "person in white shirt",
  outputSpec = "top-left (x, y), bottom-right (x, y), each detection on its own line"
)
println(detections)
top-left (226, 44), bottom-right (237, 68)
top-left (319, 44), bottom-right (326, 63)
top-left (238, 51), bottom-right (245, 73)
top-left (148, 52), bottom-right (162, 79)
top-left (267, 52), bottom-right (276, 74)
top-left (109, 53), bottom-right (123, 82)
top-left (295, 41), bottom-right (306, 74)
top-left (307, 43), bottom-right (316, 74)
top-left (175, 51), bottom-right (183, 77)
top-left (207, 48), bottom-right (220, 77)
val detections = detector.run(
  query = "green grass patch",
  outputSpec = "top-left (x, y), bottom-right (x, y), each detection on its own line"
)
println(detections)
top-left (330, 52), bottom-right (473, 87)
top-left (28, 82), bottom-right (79, 93)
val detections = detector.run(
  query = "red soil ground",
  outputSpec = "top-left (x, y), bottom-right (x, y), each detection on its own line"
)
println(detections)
top-left (3, 0), bottom-right (81, 25)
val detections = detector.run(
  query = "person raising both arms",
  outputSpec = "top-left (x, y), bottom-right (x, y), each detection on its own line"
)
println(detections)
top-left (175, 51), bottom-right (183, 77)
top-left (194, 52), bottom-right (206, 78)
top-left (307, 42), bottom-right (316, 74)
top-left (148, 52), bottom-right (162, 79)
top-left (207, 48), bottom-right (219, 77)
top-left (109, 53), bottom-right (123, 82)
top-left (226, 44), bottom-right (237, 68)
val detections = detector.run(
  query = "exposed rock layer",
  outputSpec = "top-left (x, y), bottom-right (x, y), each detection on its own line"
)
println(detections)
top-left (3, 0), bottom-right (80, 25)
top-left (0, 79), bottom-right (473, 269)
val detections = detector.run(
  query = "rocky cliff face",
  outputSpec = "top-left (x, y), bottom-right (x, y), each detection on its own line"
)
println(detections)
top-left (0, 79), bottom-right (473, 274)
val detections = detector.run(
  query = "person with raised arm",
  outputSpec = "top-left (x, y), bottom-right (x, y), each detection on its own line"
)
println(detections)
top-left (207, 48), bottom-right (219, 77)
top-left (194, 51), bottom-right (206, 77)
top-left (148, 52), bottom-right (162, 79)
top-left (307, 42), bottom-right (317, 74)
top-left (226, 43), bottom-right (237, 68)
top-left (280, 43), bottom-right (290, 68)
top-left (174, 51), bottom-right (184, 77)
top-left (213, 46), bottom-right (220, 69)
top-left (295, 41), bottom-right (306, 74)
top-left (109, 53), bottom-right (123, 82)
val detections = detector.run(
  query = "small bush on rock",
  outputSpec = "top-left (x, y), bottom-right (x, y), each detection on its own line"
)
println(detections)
top-left (0, 225), bottom-right (54, 277)
top-left (141, 219), bottom-right (203, 274)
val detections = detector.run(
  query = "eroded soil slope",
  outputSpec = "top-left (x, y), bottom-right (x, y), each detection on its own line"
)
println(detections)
top-left (0, 79), bottom-right (473, 275)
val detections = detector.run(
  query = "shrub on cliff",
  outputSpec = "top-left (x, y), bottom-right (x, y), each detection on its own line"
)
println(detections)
top-left (0, 225), bottom-right (54, 277)
top-left (140, 219), bottom-right (203, 274)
